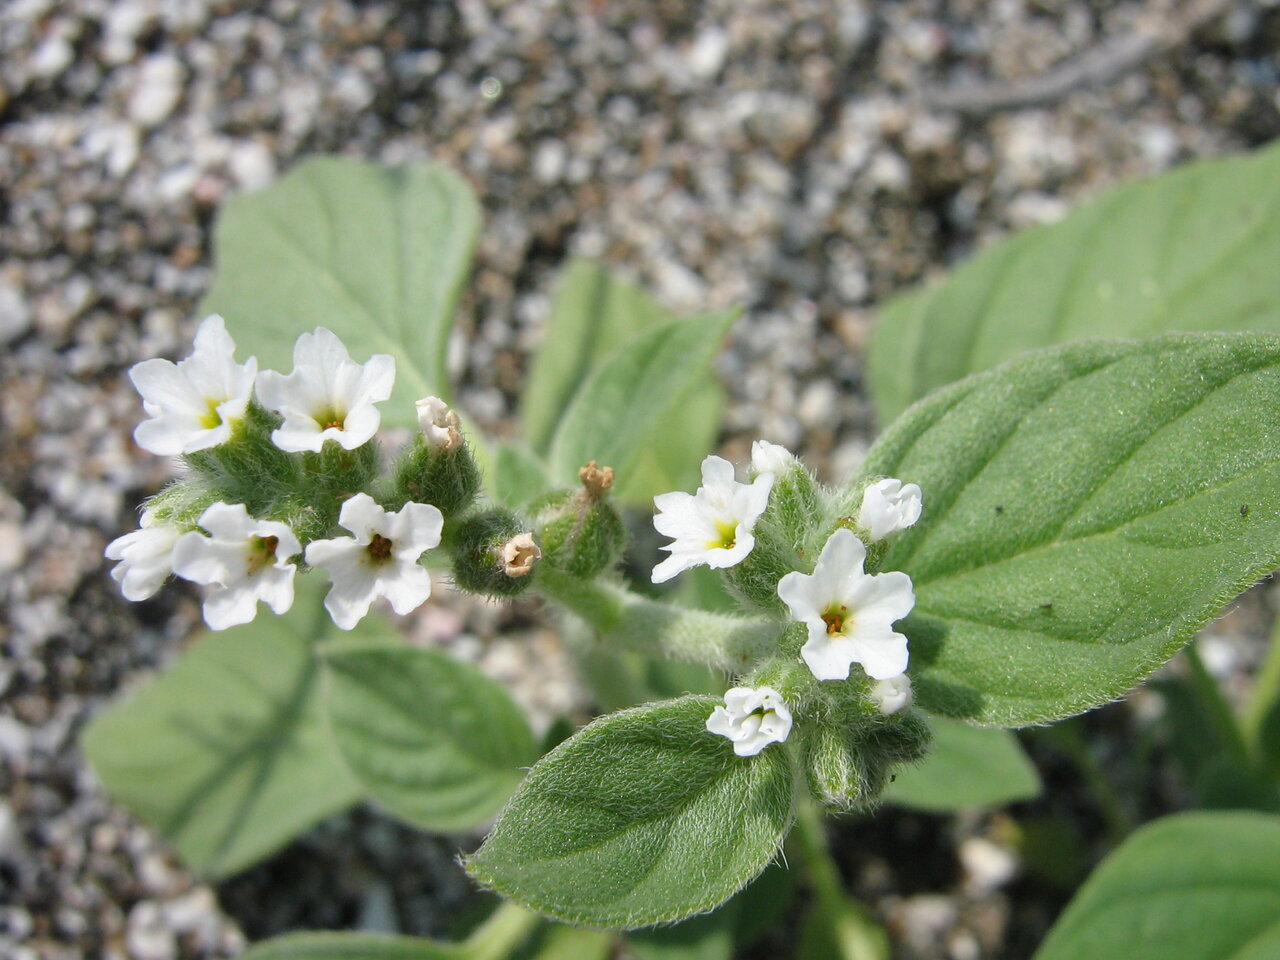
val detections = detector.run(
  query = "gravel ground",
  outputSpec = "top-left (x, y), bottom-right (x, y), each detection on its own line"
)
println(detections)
top-left (2, 1), bottom-right (1279, 958)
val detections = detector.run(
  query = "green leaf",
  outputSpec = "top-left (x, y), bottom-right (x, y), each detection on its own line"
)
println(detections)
top-left (1033, 811), bottom-right (1280, 960)
top-left (465, 696), bottom-right (794, 929)
top-left (869, 142), bottom-right (1280, 423)
top-left (547, 311), bottom-right (736, 505)
top-left (82, 581), bottom-right (390, 878)
top-left (864, 333), bottom-right (1280, 726)
top-left (240, 933), bottom-right (458, 960)
top-left (521, 259), bottom-right (671, 454)
top-left (886, 717), bottom-right (1041, 811)
top-left (613, 378), bottom-right (725, 505)
top-left (325, 645), bottom-right (539, 832)
top-left (490, 441), bottom-right (552, 508)
top-left (203, 157), bottom-right (480, 420)
top-left (520, 925), bottom-right (614, 960)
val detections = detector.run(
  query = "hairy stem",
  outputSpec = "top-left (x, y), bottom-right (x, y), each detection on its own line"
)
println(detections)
top-left (464, 901), bottom-right (540, 960)
top-left (535, 569), bottom-right (780, 671)
top-left (792, 799), bottom-right (890, 960)
top-left (1242, 615), bottom-right (1280, 756)
top-left (1184, 642), bottom-right (1254, 772)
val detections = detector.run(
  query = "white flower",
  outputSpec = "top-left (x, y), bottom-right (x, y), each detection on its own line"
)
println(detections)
top-left (415, 396), bottom-right (461, 452)
top-left (128, 314), bottom-right (258, 455)
top-left (777, 528), bottom-right (914, 681)
top-left (304, 493), bottom-right (443, 630)
top-left (651, 455), bottom-right (775, 584)
top-left (857, 478), bottom-right (923, 541)
top-left (171, 502), bottom-right (300, 630)
top-left (870, 673), bottom-right (913, 715)
top-left (104, 509), bottom-right (182, 600)
top-left (256, 327), bottom-right (395, 453)
top-left (706, 686), bottom-right (793, 757)
top-left (750, 439), bottom-right (796, 477)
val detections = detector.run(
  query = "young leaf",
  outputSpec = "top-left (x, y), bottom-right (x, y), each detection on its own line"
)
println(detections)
top-left (82, 582), bottom-right (393, 878)
top-left (490, 441), bottom-right (552, 509)
top-left (886, 718), bottom-right (1041, 811)
top-left (521, 259), bottom-right (671, 454)
top-left (465, 696), bottom-right (794, 929)
top-left (324, 645), bottom-right (539, 832)
top-left (869, 141), bottom-right (1280, 423)
top-left (1032, 811), bottom-right (1280, 960)
top-left (548, 311), bottom-right (736, 505)
top-left (864, 333), bottom-right (1280, 726)
top-left (202, 157), bottom-right (480, 421)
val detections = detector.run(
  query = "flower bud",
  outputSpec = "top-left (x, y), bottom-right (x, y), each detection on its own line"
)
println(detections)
top-left (802, 710), bottom-right (932, 810)
top-left (531, 462), bottom-right (626, 579)
top-left (451, 509), bottom-right (539, 597)
top-left (416, 396), bottom-right (462, 452)
top-left (802, 723), bottom-right (873, 810)
top-left (384, 398), bottom-right (480, 518)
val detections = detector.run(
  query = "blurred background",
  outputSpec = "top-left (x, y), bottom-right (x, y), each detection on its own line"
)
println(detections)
top-left (2, 1), bottom-right (1279, 958)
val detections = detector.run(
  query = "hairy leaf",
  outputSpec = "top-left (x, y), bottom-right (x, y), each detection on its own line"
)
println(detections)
top-left (1033, 811), bottom-right (1280, 960)
top-left (886, 718), bottom-right (1040, 811)
top-left (203, 157), bottom-right (480, 421)
top-left (864, 334), bottom-right (1280, 726)
top-left (548, 310), bottom-right (736, 505)
top-left (869, 142), bottom-right (1280, 423)
top-left (82, 582), bottom-right (389, 877)
top-left (521, 259), bottom-right (670, 454)
top-left (465, 696), bottom-right (794, 929)
top-left (325, 645), bottom-right (539, 831)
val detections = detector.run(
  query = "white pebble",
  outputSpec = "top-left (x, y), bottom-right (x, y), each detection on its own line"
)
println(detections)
top-left (128, 55), bottom-right (186, 127)
top-left (0, 282), bottom-right (33, 345)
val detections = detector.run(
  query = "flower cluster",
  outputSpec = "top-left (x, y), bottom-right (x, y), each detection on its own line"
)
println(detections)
top-left (652, 447), bottom-right (922, 757)
top-left (106, 315), bottom-right (469, 632)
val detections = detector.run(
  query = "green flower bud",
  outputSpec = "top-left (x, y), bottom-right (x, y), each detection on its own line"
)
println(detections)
top-left (451, 509), bottom-right (540, 597)
top-left (382, 397), bottom-right (481, 518)
top-left (801, 698), bottom-right (932, 810)
top-left (720, 442), bottom-right (824, 614)
top-left (531, 462), bottom-right (626, 579)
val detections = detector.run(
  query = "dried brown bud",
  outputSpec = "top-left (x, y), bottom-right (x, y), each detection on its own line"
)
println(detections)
top-left (578, 461), bottom-right (615, 501)
top-left (500, 532), bottom-right (541, 577)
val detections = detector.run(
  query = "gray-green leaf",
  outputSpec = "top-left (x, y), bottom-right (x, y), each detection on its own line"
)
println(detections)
top-left (82, 582), bottom-right (389, 877)
top-left (324, 645), bottom-right (539, 832)
top-left (1033, 811), bottom-right (1280, 960)
top-left (886, 718), bottom-right (1041, 811)
top-left (203, 157), bottom-right (480, 421)
top-left (547, 310), bottom-right (736, 505)
top-left (465, 696), bottom-right (794, 929)
top-left (869, 142), bottom-right (1280, 424)
top-left (864, 333), bottom-right (1280, 727)
top-left (521, 259), bottom-right (672, 454)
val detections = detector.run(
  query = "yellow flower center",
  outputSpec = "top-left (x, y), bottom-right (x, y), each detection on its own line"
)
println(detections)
top-left (821, 604), bottom-right (850, 636)
top-left (707, 519), bottom-right (738, 551)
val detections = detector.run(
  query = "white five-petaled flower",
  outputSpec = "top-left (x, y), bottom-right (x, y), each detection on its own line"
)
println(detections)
top-left (304, 493), bottom-right (443, 630)
top-left (706, 686), bottom-right (793, 757)
top-left (256, 327), bottom-right (395, 453)
top-left (750, 439), bottom-right (796, 477)
top-left (857, 478), bottom-right (923, 541)
top-left (104, 508), bottom-right (182, 601)
top-left (777, 527), bottom-right (915, 681)
top-left (128, 314), bottom-right (258, 455)
top-left (651, 455), bottom-right (775, 584)
top-left (171, 502), bottom-right (300, 630)
top-left (870, 673), bottom-right (913, 716)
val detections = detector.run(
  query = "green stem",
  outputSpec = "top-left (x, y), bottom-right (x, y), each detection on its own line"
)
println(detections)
top-left (535, 569), bottom-right (780, 671)
top-left (792, 799), bottom-right (890, 960)
top-left (1242, 615), bottom-right (1280, 753)
top-left (463, 901), bottom-right (540, 960)
top-left (1043, 720), bottom-right (1134, 844)
top-left (1184, 642), bottom-right (1254, 771)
